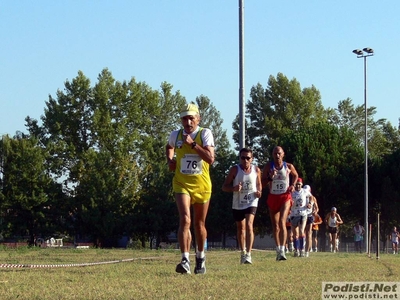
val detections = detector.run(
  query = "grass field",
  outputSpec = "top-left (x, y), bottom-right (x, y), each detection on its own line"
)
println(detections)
top-left (0, 247), bottom-right (398, 299)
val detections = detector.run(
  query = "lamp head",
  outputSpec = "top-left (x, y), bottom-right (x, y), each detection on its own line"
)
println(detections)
top-left (352, 49), bottom-right (363, 55)
top-left (363, 47), bottom-right (374, 54)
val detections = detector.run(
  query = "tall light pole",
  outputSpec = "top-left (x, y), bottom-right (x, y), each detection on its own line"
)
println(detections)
top-left (352, 47), bottom-right (374, 253)
top-left (238, 0), bottom-right (245, 149)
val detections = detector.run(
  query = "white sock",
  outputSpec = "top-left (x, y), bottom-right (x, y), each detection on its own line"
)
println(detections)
top-left (183, 252), bottom-right (190, 261)
top-left (197, 251), bottom-right (205, 259)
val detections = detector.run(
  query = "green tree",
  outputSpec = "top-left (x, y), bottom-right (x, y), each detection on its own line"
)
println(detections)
top-left (243, 73), bottom-right (327, 164)
top-left (370, 149), bottom-right (400, 249)
top-left (25, 69), bottom-right (187, 246)
top-left (327, 98), bottom-right (400, 160)
top-left (281, 122), bottom-right (364, 239)
top-left (0, 134), bottom-right (62, 244)
top-left (129, 82), bottom-right (186, 248)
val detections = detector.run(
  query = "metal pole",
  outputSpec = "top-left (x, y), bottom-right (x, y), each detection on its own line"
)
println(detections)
top-left (364, 56), bottom-right (369, 254)
top-left (376, 212), bottom-right (380, 259)
top-left (368, 224), bottom-right (372, 258)
top-left (238, 0), bottom-right (245, 149)
top-left (352, 49), bottom-right (373, 254)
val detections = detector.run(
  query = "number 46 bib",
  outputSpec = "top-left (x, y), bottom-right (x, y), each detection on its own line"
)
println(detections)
top-left (239, 192), bottom-right (254, 204)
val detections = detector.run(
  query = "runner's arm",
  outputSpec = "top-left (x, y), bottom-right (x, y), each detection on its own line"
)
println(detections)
top-left (222, 166), bottom-right (239, 192)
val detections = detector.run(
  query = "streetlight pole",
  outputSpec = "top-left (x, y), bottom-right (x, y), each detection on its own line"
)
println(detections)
top-left (352, 47), bottom-right (374, 253)
top-left (238, 0), bottom-right (245, 149)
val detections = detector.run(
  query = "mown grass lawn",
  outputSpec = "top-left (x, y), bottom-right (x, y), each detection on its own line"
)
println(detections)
top-left (0, 247), bottom-right (398, 299)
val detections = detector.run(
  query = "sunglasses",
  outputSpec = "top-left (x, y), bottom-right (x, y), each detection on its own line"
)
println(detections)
top-left (240, 156), bottom-right (252, 160)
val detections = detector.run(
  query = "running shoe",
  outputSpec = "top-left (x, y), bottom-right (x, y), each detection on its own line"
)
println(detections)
top-left (244, 253), bottom-right (252, 264)
top-left (278, 250), bottom-right (287, 261)
top-left (240, 253), bottom-right (246, 264)
top-left (175, 257), bottom-right (191, 274)
top-left (194, 256), bottom-right (206, 274)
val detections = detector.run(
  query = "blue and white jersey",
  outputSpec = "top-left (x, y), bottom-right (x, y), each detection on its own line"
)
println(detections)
top-left (290, 189), bottom-right (311, 217)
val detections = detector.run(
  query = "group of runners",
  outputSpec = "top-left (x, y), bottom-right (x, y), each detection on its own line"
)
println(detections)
top-left (166, 102), bottom-right (346, 274)
top-left (285, 178), bottom-right (321, 258)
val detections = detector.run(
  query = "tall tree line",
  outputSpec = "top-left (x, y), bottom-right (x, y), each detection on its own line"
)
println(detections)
top-left (0, 69), bottom-right (237, 247)
top-left (238, 72), bottom-right (400, 245)
top-left (1, 70), bottom-right (399, 247)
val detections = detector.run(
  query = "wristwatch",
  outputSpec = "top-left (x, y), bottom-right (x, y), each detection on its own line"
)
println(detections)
top-left (191, 142), bottom-right (197, 149)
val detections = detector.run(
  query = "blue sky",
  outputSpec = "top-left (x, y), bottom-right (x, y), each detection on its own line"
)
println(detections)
top-left (1, 1), bottom-right (399, 147)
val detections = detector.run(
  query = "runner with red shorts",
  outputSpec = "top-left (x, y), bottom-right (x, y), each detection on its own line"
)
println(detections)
top-left (262, 146), bottom-right (299, 261)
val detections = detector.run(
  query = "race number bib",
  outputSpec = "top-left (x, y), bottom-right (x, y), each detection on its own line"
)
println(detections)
top-left (180, 154), bottom-right (203, 175)
top-left (271, 179), bottom-right (286, 194)
top-left (239, 181), bottom-right (255, 204)
top-left (239, 192), bottom-right (254, 204)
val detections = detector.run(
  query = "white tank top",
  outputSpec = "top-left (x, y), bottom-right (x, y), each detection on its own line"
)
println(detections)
top-left (269, 162), bottom-right (290, 195)
top-left (290, 189), bottom-right (309, 217)
top-left (232, 165), bottom-right (259, 210)
top-left (328, 215), bottom-right (337, 228)
top-left (391, 231), bottom-right (399, 243)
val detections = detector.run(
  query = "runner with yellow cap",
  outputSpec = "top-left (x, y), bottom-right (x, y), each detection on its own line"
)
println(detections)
top-left (166, 102), bottom-right (215, 274)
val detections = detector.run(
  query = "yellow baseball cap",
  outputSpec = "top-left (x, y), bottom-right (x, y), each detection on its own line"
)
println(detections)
top-left (180, 103), bottom-right (199, 118)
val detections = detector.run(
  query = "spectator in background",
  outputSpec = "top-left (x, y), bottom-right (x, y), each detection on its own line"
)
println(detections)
top-left (390, 226), bottom-right (399, 254)
top-left (353, 221), bottom-right (365, 253)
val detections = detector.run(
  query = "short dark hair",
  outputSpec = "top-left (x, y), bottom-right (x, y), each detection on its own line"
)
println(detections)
top-left (239, 147), bottom-right (253, 157)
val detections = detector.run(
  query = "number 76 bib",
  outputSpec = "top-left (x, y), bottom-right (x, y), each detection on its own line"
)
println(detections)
top-left (180, 154), bottom-right (203, 175)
